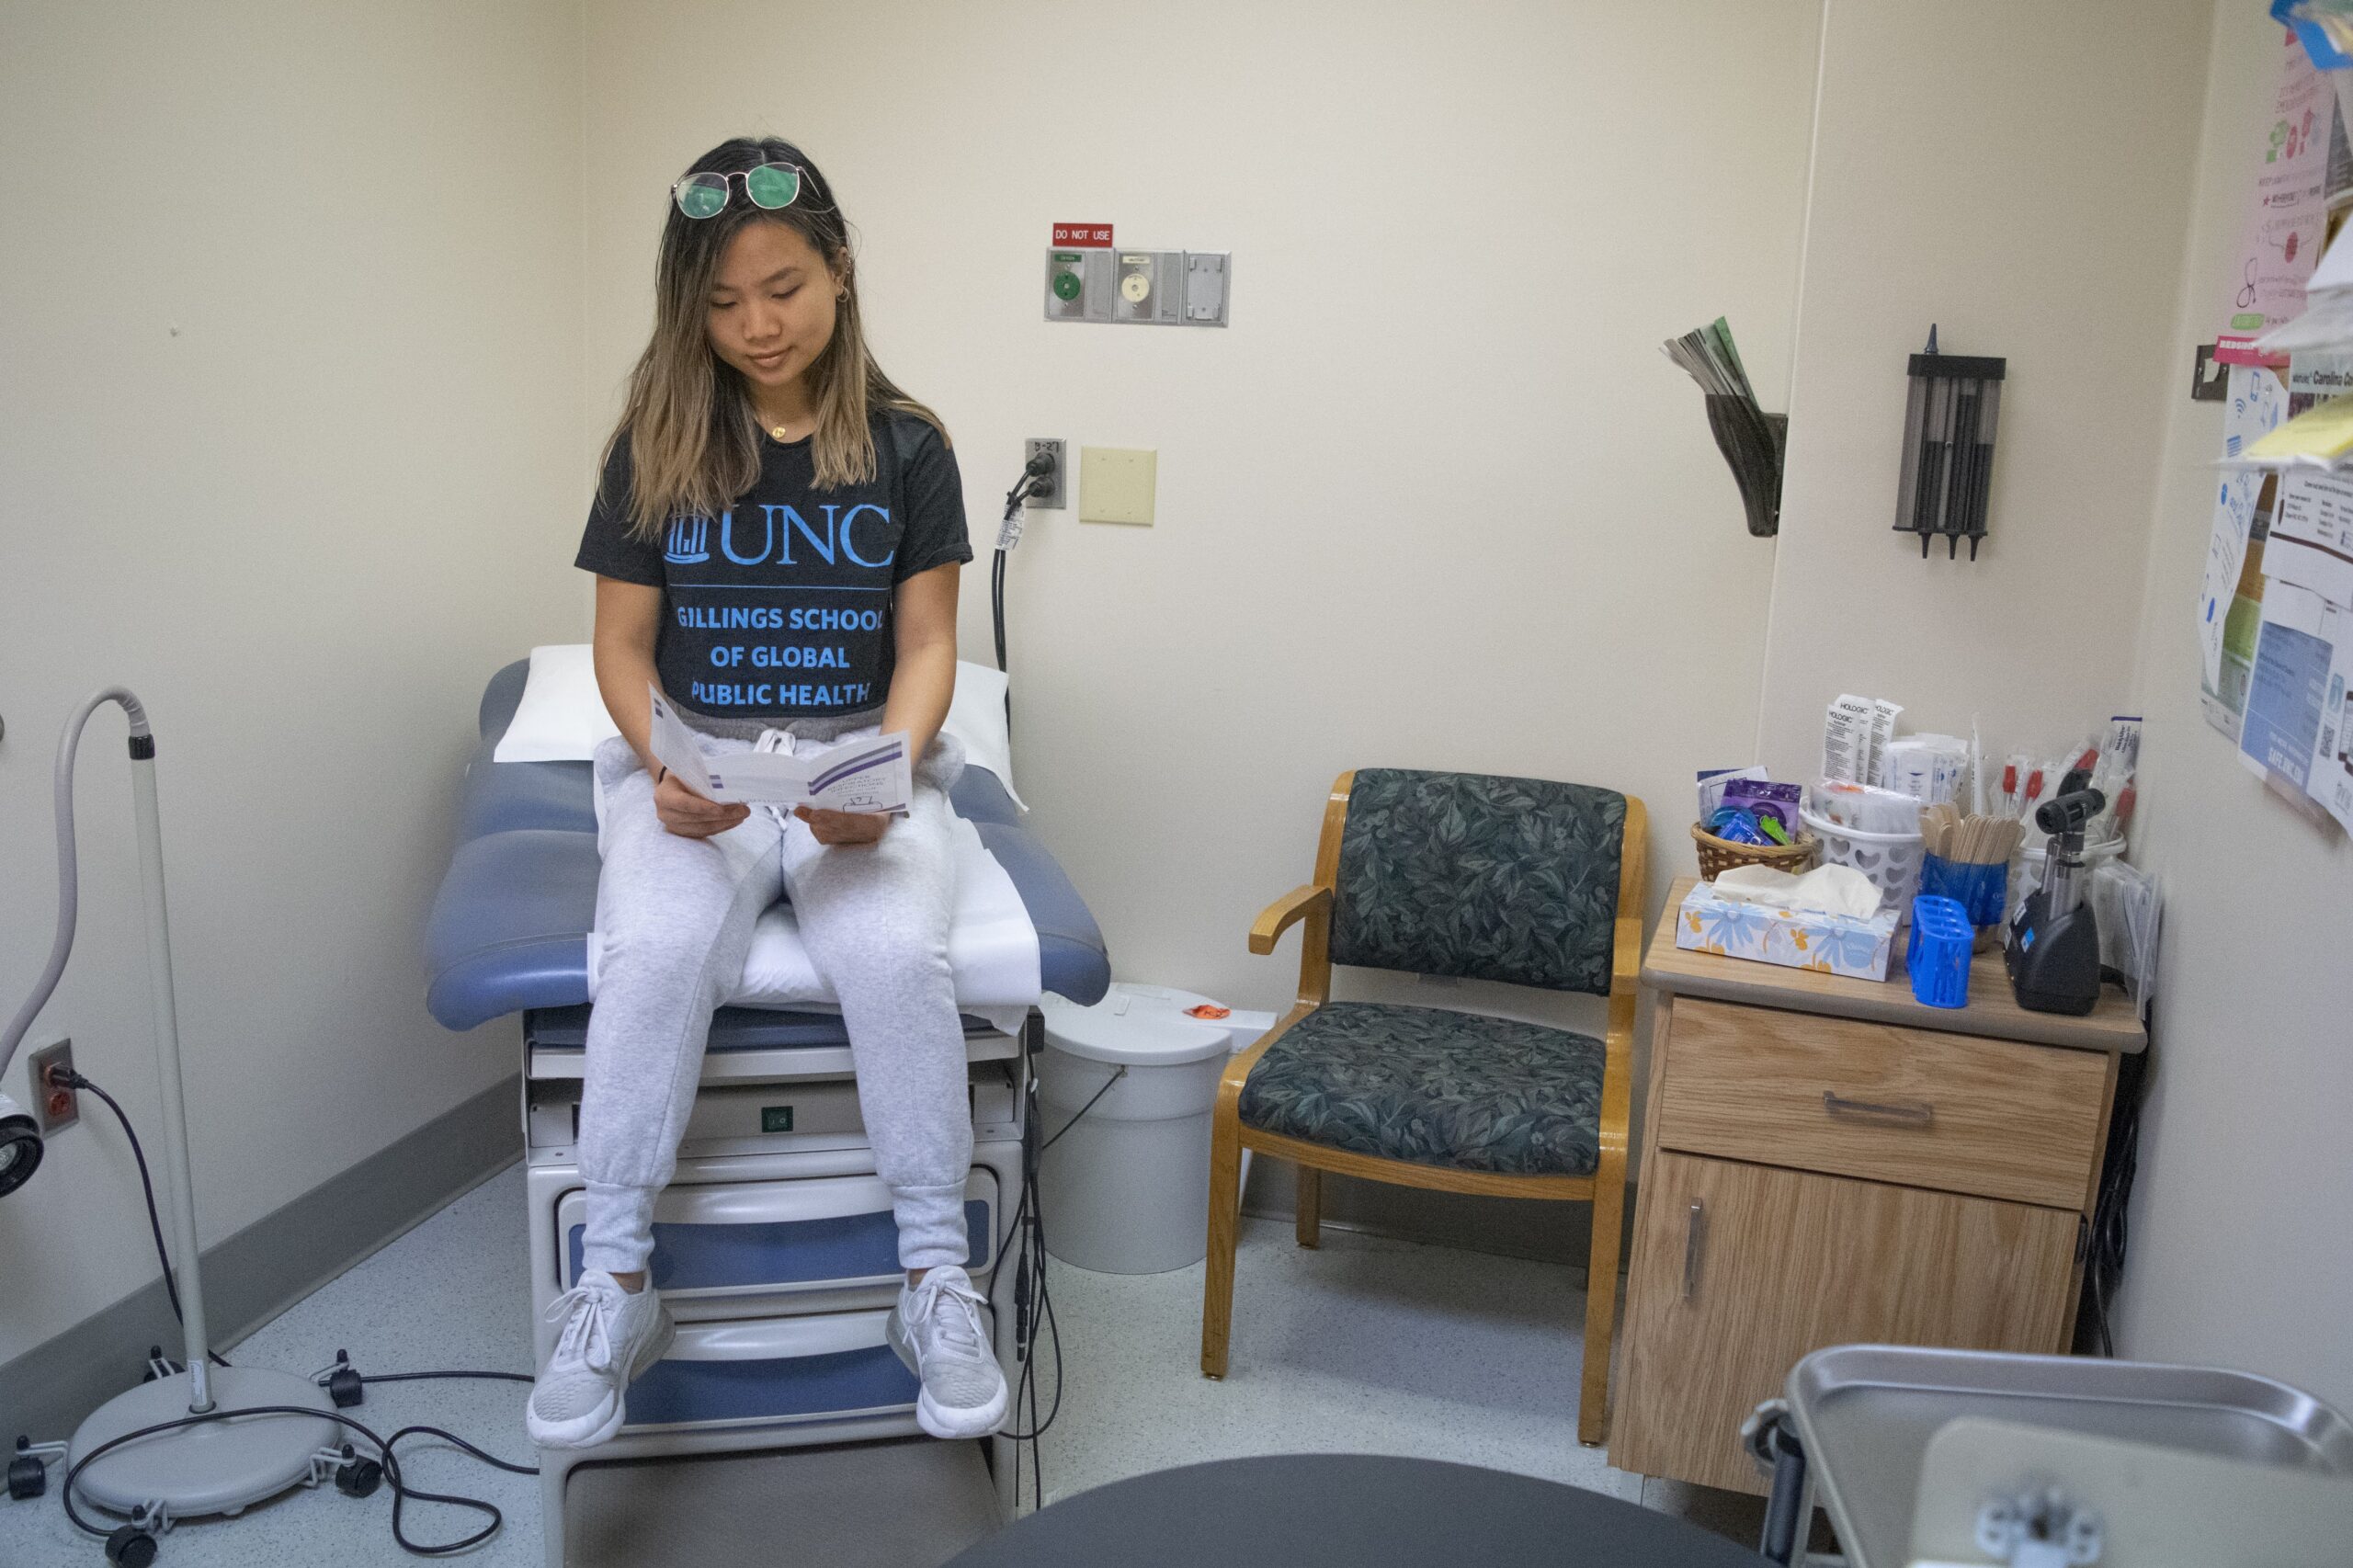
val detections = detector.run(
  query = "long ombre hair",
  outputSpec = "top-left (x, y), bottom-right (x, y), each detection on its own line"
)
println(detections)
top-left (607, 135), bottom-right (943, 538)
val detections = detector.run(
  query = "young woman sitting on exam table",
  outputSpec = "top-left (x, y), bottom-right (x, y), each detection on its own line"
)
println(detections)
top-left (528, 135), bottom-right (1003, 1449)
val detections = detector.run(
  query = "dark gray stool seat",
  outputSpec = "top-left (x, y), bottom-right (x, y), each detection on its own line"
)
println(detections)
top-left (945, 1455), bottom-right (1763, 1567)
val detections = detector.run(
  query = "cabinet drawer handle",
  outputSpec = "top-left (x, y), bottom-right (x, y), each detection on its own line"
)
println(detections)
top-left (1822, 1089), bottom-right (1935, 1125)
top-left (1682, 1199), bottom-right (1706, 1301)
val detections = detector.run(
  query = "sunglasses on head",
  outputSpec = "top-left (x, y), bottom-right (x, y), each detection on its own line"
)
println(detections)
top-left (671, 161), bottom-right (804, 220)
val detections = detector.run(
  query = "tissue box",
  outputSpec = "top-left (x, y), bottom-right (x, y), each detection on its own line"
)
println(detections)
top-left (1675, 881), bottom-right (1898, 980)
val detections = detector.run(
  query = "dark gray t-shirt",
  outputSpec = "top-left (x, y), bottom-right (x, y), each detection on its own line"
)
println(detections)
top-left (575, 412), bottom-right (970, 722)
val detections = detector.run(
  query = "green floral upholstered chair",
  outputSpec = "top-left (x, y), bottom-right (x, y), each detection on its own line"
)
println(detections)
top-left (1199, 768), bottom-right (1647, 1447)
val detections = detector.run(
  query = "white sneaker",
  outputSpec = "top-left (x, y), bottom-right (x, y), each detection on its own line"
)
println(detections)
top-left (527, 1271), bottom-right (676, 1449)
top-left (886, 1266), bottom-right (1007, 1438)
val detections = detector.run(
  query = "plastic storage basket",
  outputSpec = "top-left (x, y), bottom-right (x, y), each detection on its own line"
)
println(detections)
top-left (1799, 806), bottom-right (1926, 915)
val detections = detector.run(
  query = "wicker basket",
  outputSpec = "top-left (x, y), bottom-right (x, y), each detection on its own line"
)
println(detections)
top-left (1690, 822), bottom-right (1819, 880)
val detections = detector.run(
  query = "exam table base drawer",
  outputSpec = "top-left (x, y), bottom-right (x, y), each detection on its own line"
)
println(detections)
top-left (528, 1064), bottom-right (1018, 1153)
top-left (618, 1310), bottom-right (989, 1436)
top-left (555, 1169), bottom-right (998, 1321)
top-left (1657, 997), bottom-right (2108, 1210)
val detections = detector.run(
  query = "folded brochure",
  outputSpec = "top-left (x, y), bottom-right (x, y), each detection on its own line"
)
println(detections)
top-left (647, 685), bottom-right (913, 813)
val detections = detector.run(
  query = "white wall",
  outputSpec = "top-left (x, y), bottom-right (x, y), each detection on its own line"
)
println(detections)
top-left (582, 0), bottom-right (1824, 1027)
top-left (0, 1), bottom-right (585, 1361)
top-left (1756, 1), bottom-right (2214, 778)
top-left (2113, 6), bottom-right (2353, 1412)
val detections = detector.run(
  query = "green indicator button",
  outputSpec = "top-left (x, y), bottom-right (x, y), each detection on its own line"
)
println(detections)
top-left (761, 1106), bottom-right (795, 1132)
top-left (1052, 271), bottom-right (1083, 301)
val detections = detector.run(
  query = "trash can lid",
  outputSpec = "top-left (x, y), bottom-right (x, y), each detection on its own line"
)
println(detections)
top-left (1040, 983), bottom-right (1237, 1067)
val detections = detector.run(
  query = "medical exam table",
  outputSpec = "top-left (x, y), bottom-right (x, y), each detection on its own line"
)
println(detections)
top-left (424, 660), bottom-right (1110, 1568)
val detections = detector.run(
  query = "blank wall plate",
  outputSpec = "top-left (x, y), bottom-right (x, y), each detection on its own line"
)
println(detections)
top-left (1183, 252), bottom-right (1229, 325)
top-left (1079, 448), bottom-right (1157, 526)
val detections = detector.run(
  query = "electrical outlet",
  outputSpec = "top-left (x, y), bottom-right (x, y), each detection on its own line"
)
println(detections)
top-left (1024, 438), bottom-right (1066, 509)
top-left (28, 1039), bottom-right (76, 1134)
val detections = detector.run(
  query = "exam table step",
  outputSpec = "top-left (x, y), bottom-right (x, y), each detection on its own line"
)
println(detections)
top-left (564, 1435), bottom-right (1000, 1568)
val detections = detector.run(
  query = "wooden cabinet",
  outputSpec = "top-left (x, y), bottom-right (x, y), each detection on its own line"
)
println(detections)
top-left (1611, 1149), bottom-right (2080, 1491)
top-left (1609, 879), bottom-right (2144, 1494)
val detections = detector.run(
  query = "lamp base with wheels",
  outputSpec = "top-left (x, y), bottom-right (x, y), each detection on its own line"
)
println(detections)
top-left (69, 1367), bottom-right (336, 1526)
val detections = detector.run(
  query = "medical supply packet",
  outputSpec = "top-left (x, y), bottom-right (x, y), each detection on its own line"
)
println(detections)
top-left (647, 685), bottom-right (913, 812)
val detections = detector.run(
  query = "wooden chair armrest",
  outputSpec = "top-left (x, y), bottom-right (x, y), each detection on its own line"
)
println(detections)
top-left (1606, 915), bottom-right (1642, 1053)
top-left (1611, 915), bottom-right (1643, 994)
top-left (1250, 884), bottom-right (1331, 956)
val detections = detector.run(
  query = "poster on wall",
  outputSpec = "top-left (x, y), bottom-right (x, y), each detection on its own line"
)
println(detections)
top-left (2238, 584), bottom-right (2339, 790)
top-left (2200, 365), bottom-right (2288, 737)
top-left (2216, 29), bottom-right (2333, 366)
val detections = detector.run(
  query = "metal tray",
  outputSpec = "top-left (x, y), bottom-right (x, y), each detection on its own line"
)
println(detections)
top-left (1784, 1345), bottom-right (2353, 1568)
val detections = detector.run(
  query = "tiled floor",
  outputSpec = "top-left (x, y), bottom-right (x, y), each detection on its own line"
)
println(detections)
top-left (0, 1165), bottom-right (1780, 1565)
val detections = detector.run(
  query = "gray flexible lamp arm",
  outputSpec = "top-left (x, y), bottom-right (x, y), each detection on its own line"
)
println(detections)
top-left (0, 688), bottom-right (212, 1412)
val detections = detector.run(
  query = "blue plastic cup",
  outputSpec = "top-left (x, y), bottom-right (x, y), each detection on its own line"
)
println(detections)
top-left (1917, 853), bottom-right (2006, 930)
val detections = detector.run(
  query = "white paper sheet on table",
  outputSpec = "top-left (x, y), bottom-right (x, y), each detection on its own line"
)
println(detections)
top-left (584, 808), bottom-right (1042, 1037)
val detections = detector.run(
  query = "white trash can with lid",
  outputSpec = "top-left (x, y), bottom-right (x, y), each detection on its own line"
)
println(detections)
top-left (1037, 983), bottom-right (1259, 1274)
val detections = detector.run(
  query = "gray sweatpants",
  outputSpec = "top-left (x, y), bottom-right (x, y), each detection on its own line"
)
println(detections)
top-left (576, 725), bottom-right (972, 1276)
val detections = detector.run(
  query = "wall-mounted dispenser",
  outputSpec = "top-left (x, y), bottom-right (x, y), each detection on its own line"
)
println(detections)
top-left (1894, 326), bottom-right (2006, 559)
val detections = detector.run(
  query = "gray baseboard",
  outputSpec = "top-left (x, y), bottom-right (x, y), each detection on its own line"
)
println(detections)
top-left (1242, 1157), bottom-right (1640, 1283)
top-left (0, 1072), bottom-right (521, 1445)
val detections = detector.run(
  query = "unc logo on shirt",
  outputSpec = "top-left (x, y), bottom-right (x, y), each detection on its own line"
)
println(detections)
top-left (668, 505), bottom-right (899, 569)
top-left (665, 517), bottom-right (711, 564)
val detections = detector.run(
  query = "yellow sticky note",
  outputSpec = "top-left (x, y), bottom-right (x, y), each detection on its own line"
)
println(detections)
top-left (2243, 392), bottom-right (2353, 463)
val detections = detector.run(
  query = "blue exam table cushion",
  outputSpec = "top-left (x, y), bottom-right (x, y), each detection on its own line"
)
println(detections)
top-left (426, 661), bottom-right (1108, 1032)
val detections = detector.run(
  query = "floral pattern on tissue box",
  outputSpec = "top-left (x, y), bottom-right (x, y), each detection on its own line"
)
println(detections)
top-left (1675, 881), bottom-right (1896, 980)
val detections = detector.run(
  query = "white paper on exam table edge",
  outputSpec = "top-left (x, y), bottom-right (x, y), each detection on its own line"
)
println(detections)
top-left (647, 684), bottom-right (914, 813)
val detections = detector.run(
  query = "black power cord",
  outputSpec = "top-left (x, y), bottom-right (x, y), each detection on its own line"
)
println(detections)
top-left (60, 1069), bottom-right (232, 1371)
top-left (57, 1403), bottom-right (531, 1557)
top-left (995, 449), bottom-right (1058, 679)
top-left (41, 1067), bottom-right (539, 1557)
top-left (986, 1059), bottom-right (1124, 1512)
top-left (2080, 1038), bottom-right (2147, 1358)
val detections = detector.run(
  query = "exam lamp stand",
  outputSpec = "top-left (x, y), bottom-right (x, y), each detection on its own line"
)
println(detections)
top-left (6, 690), bottom-right (335, 1538)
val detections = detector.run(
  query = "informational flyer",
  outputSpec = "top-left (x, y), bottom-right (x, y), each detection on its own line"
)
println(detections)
top-left (647, 686), bottom-right (912, 812)
top-left (2200, 365), bottom-right (2287, 732)
top-left (2238, 584), bottom-right (2340, 791)
top-left (2216, 30), bottom-right (2332, 366)
top-left (2307, 631), bottom-right (2353, 833)
top-left (2267, 468), bottom-right (2353, 605)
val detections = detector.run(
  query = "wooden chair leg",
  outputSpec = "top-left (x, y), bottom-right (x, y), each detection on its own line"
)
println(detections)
top-left (1577, 1154), bottom-right (1629, 1447)
top-left (1200, 1109), bottom-right (1244, 1379)
top-left (1295, 1165), bottom-right (1322, 1249)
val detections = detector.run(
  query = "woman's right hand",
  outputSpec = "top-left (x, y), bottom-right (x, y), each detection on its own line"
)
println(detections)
top-left (654, 767), bottom-right (752, 838)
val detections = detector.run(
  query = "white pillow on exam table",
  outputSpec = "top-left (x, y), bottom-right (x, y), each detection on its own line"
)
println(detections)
top-left (492, 642), bottom-right (1026, 808)
top-left (492, 644), bottom-right (618, 761)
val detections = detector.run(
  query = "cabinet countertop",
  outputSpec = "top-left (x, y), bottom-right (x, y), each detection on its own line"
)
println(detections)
top-left (1641, 876), bottom-right (2146, 1055)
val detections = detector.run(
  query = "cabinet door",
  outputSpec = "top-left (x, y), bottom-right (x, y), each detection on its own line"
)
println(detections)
top-left (1610, 1151), bottom-right (2079, 1494)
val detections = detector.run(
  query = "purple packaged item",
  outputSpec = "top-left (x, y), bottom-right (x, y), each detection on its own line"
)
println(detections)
top-left (1720, 778), bottom-right (1802, 835)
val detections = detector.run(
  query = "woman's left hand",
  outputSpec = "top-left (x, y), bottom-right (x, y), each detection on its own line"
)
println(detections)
top-left (793, 806), bottom-right (892, 846)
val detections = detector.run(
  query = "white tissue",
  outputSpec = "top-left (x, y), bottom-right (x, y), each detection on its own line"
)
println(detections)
top-left (1710, 863), bottom-right (1884, 919)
